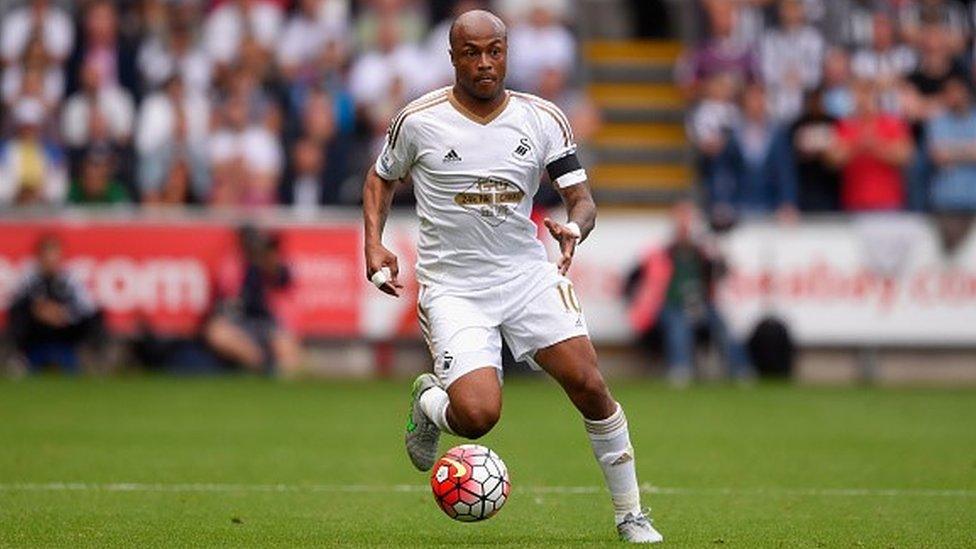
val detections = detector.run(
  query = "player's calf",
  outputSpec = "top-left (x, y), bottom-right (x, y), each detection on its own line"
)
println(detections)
top-left (534, 337), bottom-right (661, 539)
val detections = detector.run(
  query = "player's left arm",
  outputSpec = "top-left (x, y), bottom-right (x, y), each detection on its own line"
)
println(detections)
top-left (544, 180), bottom-right (596, 276)
top-left (536, 100), bottom-right (594, 275)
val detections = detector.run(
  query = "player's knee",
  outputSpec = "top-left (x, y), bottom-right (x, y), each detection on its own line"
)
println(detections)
top-left (567, 369), bottom-right (615, 419)
top-left (453, 405), bottom-right (500, 439)
top-left (570, 368), bottom-right (609, 400)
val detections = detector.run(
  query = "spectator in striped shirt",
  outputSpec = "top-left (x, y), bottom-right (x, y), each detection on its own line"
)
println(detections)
top-left (760, 0), bottom-right (825, 122)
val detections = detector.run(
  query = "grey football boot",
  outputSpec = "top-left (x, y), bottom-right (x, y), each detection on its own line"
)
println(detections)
top-left (404, 373), bottom-right (442, 471)
top-left (617, 510), bottom-right (664, 544)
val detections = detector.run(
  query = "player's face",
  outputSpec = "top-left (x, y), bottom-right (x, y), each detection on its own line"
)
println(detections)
top-left (452, 37), bottom-right (507, 100)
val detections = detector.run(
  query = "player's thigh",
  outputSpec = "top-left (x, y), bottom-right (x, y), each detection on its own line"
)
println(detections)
top-left (534, 334), bottom-right (601, 388)
top-left (502, 277), bottom-right (614, 418)
top-left (419, 289), bottom-right (503, 390)
top-left (502, 276), bottom-right (589, 368)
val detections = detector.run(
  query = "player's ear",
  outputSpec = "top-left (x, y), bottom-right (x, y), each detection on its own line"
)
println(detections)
top-left (449, 48), bottom-right (456, 67)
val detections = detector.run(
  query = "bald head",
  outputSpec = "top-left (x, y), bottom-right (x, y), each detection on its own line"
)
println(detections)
top-left (448, 9), bottom-right (508, 102)
top-left (449, 9), bottom-right (506, 50)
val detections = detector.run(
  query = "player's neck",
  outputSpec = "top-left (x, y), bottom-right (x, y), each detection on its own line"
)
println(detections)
top-left (451, 84), bottom-right (507, 118)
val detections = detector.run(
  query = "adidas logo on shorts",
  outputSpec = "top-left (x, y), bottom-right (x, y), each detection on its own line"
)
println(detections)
top-left (443, 149), bottom-right (462, 163)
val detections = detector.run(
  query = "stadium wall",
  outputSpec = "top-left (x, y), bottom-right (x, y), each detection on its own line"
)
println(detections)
top-left (2, 210), bottom-right (976, 352)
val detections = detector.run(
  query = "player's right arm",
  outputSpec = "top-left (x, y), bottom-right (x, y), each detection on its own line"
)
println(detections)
top-left (363, 111), bottom-right (417, 298)
top-left (363, 167), bottom-right (403, 297)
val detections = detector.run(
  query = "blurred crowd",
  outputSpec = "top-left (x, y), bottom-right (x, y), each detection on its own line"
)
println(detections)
top-left (681, 0), bottom-right (976, 233)
top-left (0, 0), bottom-right (587, 210)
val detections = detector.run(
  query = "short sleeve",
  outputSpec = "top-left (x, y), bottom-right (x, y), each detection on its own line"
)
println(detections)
top-left (374, 113), bottom-right (416, 181)
top-left (536, 100), bottom-right (587, 188)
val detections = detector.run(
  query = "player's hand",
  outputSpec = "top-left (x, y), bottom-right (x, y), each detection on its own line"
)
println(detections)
top-left (543, 218), bottom-right (579, 276)
top-left (365, 243), bottom-right (404, 297)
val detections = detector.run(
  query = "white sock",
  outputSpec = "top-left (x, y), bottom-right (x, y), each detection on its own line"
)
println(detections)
top-left (418, 385), bottom-right (456, 435)
top-left (584, 403), bottom-right (643, 524)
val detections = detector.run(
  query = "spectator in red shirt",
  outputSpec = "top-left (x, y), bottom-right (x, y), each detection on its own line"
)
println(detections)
top-left (828, 78), bottom-right (914, 211)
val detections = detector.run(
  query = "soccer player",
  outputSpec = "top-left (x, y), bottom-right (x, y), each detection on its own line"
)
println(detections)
top-left (361, 10), bottom-right (663, 544)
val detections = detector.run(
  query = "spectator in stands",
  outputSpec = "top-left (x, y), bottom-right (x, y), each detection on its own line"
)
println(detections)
top-left (68, 145), bottom-right (129, 205)
top-left (507, 3), bottom-right (576, 93)
top-left (537, 65), bottom-right (603, 147)
top-left (496, 0), bottom-right (571, 25)
top-left (851, 11), bottom-right (916, 112)
top-left (902, 23), bottom-right (971, 209)
top-left (822, 0), bottom-right (884, 49)
top-left (677, 0), bottom-right (758, 99)
top-left (286, 137), bottom-right (327, 214)
top-left (903, 22), bottom-right (969, 118)
top-left (627, 201), bottom-right (753, 386)
top-left (204, 0), bottom-right (283, 69)
top-left (278, 0), bottom-right (349, 86)
top-left (354, 0), bottom-right (427, 52)
top-left (2, 35), bottom-right (65, 112)
top-left (822, 47), bottom-right (855, 119)
top-left (349, 16), bottom-right (431, 148)
top-left (61, 60), bottom-right (135, 152)
top-left (899, 0), bottom-right (971, 55)
top-left (791, 87), bottom-right (841, 211)
top-left (205, 228), bottom-right (301, 375)
top-left (828, 78), bottom-right (913, 211)
top-left (138, 12), bottom-right (213, 96)
top-left (279, 12), bottom-right (354, 141)
top-left (689, 71), bottom-right (739, 216)
top-left (209, 92), bottom-right (282, 206)
top-left (286, 89), bottom-right (353, 204)
top-left (700, 0), bottom-right (768, 46)
top-left (65, 0), bottom-right (139, 98)
top-left (349, 15), bottom-right (429, 108)
top-left (0, 98), bottom-right (67, 206)
top-left (0, 0), bottom-right (74, 66)
top-left (707, 84), bottom-right (798, 226)
top-left (135, 75), bottom-right (211, 203)
top-left (7, 234), bottom-right (101, 375)
top-left (761, 0), bottom-right (825, 122)
top-left (147, 159), bottom-right (194, 206)
top-left (927, 76), bottom-right (976, 212)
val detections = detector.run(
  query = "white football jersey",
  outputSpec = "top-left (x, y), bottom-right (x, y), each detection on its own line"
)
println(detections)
top-left (375, 86), bottom-right (587, 291)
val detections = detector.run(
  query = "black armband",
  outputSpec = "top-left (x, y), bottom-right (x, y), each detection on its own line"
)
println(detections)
top-left (546, 153), bottom-right (582, 182)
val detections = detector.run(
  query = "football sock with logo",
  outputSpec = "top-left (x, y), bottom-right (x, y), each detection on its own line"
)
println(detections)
top-left (584, 403), bottom-right (643, 524)
top-left (419, 385), bottom-right (457, 436)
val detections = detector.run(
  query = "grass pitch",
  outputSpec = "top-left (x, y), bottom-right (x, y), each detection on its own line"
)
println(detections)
top-left (0, 376), bottom-right (974, 547)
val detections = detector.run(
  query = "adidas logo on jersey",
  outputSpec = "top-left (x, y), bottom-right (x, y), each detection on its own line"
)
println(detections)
top-left (443, 149), bottom-right (462, 163)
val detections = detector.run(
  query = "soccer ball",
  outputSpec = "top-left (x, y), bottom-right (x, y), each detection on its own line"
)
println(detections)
top-left (430, 444), bottom-right (511, 522)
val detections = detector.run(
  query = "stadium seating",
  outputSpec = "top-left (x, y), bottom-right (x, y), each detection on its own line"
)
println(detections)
top-left (584, 40), bottom-right (691, 205)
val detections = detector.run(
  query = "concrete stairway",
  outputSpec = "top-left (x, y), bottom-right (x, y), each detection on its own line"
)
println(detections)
top-left (583, 40), bottom-right (692, 206)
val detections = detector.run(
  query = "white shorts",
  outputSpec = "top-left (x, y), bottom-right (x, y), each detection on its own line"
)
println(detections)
top-left (417, 262), bottom-right (589, 388)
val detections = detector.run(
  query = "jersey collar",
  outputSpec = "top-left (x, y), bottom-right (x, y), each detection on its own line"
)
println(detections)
top-left (448, 89), bottom-right (511, 125)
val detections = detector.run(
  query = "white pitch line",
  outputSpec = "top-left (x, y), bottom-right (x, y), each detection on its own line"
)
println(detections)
top-left (0, 482), bottom-right (973, 498)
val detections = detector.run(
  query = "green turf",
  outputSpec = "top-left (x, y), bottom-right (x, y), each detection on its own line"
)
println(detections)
top-left (0, 376), bottom-right (974, 547)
